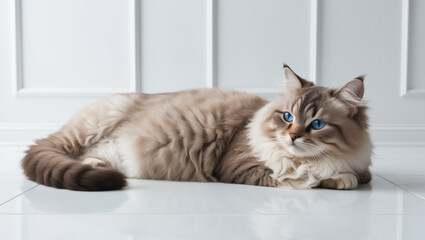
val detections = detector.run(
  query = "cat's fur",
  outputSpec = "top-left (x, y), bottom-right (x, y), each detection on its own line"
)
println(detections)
top-left (22, 66), bottom-right (372, 191)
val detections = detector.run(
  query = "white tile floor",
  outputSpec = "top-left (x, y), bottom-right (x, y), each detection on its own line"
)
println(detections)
top-left (1, 146), bottom-right (425, 240)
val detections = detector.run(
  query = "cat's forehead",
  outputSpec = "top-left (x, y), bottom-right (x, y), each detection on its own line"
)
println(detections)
top-left (297, 86), bottom-right (329, 109)
top-left (282, 86), bottom-right (341, 119)
top-left (288, 87), bottom-right (330, 109)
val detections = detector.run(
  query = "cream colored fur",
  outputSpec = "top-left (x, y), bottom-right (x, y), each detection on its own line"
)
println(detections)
top-left (248, 102), bottom-right (372, 189)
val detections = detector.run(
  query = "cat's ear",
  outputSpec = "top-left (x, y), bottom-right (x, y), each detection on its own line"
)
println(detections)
top-left (283, 64), bottom-right (314, 92)
top-left (335, 77), bottom-right (365, 107)
top-left (283, 65), bottom-right (302, 91)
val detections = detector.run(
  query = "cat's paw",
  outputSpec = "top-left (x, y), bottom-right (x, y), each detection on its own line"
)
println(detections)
top-left (320, 174), bottom-right (358, 190)
top-left (81, 157), bottom-right (109, 168)
top-left (358, 170), bottom-right (372, 184)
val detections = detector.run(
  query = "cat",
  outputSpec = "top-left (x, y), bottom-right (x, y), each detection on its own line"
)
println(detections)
top-left (21, 65), bottom-right (372, 191)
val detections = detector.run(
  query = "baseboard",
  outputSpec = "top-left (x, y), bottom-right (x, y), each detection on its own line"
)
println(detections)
top-left (0, 123), bottom-right (424, 147)
top-left (370, 123), bottom-right (425, 146)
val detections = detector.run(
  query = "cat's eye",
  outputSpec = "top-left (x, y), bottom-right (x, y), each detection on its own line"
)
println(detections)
top-left (283, 112), bottom-right (293, 122)
top-left (311, 119), bottom-right (326, 130)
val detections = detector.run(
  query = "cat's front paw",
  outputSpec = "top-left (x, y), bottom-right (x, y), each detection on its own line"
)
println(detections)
top-left (81, 157), bottom-right (110, 168)
top-left (320, 174), bottom-right (358, 190)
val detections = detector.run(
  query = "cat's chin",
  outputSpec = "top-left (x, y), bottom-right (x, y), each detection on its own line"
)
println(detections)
top-left (285, 143), bottom-right (315, 158)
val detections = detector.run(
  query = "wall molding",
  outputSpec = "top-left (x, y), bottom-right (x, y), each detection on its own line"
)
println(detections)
top-left (12, 0), bottom-right (141, 97)
top-left (1, 123), bottom-right (424, 147)
top-left (400, 0), bottom-right (425, 98)
top-left (370, 123), bottom-right (425, 146)
top-left (400, 0), bottom-right (409, 97)
top-left (11, 88), bottom-right (139, 97)
top-left (309, 0), bottom-right (318, 84)
top-left (133, 0), bottom-right (142, 93)
top-left (206, 0), bottom-right (216, 88)
top-left (235, 88), bottom-right (281, 99)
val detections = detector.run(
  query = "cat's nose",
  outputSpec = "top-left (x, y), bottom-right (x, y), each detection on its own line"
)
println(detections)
top-left (289, 133), bottom-right (298, 142)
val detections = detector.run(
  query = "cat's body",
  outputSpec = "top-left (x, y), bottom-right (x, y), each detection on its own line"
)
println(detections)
top-left (83, 89), bottom-right (271, 184)
top-left (22, 66), bottom-right (372, 191)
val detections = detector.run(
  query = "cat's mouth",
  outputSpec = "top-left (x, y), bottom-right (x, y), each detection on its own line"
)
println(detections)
top-left (287, 142), bottom-right (303, 153)
top-left (276, 134), bottom-right (316, 157)
top-left (286, 141), bottom-right (315, 157)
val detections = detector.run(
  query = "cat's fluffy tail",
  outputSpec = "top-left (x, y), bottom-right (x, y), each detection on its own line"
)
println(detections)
top-left (21, 94), bottom-right (142, 191)
top-left (22, 136), bottom-right (127, 191)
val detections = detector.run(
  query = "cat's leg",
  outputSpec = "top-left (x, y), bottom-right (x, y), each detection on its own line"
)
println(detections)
top-left (319, 173), bottom-right (358, 190)
top-left (81, 157), bottom-right (110, 168)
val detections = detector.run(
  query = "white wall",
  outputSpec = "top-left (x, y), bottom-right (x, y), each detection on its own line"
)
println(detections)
top-left (0, 0), bottom-right (424, 150)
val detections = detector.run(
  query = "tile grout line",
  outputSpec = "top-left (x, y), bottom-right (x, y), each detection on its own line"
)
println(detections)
top-left (0, 184), bottom-right (39, 207)
top-left (374, 173), bottom-right (425, 202)
top-left (371, 174), bottom-right (425, 176)
top-left (0, 212), bottom-right (424, 216)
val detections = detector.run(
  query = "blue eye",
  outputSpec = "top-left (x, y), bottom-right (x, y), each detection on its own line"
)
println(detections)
top-left (311, 119), bottom-right (326, 130)
top-left (283, 112), bottom-right (293, 122)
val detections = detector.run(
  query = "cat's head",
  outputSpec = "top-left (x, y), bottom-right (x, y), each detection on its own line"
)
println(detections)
top-left (250, 65), bottom-right (370, 160)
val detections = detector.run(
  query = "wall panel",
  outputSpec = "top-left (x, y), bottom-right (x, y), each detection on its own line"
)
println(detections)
top-left (402, 0), bottom-right (425, 97)
top-left (16, 0), bottom-right (138, 96)
top-left (216, 0), bottom-right (312, 97)
top-left (140, 0), bottom-right (206, 93)
top-left (0, 0), bottom-right (138, 125)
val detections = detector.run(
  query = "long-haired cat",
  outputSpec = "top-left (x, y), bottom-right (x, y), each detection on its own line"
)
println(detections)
top-left (22, 65), bottom-right (372, 191)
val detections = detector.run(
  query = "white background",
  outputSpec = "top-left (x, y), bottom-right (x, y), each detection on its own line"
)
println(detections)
top-left (0, 0), bottom-right (424, 151)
